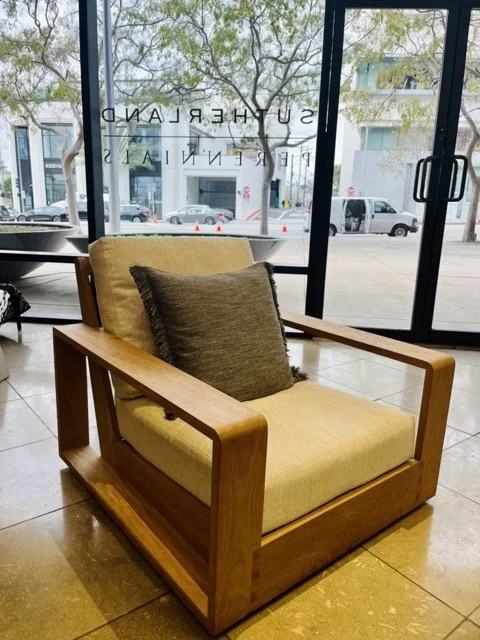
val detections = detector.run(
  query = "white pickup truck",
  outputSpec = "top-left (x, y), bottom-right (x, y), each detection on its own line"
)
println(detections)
top-left (306, 197), bottom-right (418, 237)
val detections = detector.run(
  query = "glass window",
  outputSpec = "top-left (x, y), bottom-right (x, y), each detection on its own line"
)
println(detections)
top-left (42, 124), bottom-right (74, 159)
top-left (374, 200), bottom-right (397, 213)
top-left (360, 127), bottom-right (394, 151)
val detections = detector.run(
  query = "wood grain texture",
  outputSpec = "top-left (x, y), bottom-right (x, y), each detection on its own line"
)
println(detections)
top-left (113, 440), bottom-right (211, 561)
top-left (253, 461), bottom-right (423, 610)
top-left (62, 445), bottom-right (210, 624)
top-left (76, 257), bottom-right (123, 463)
top-left (75, 258), bottom-right (100, 327)
top-left (208, 420), bottom-right (267, 633)
top-left (53, 324), bottom-right (266, 441)
top-left (415, 361), bottom-right (455, 501)
top-left (54, 335), bottom-right (89, 453)
top-left (88, 362), bottom-right (121, 464)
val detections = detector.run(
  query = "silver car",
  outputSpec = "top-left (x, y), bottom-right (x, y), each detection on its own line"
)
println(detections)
top-left (164, 205), bottom-right (227, 225)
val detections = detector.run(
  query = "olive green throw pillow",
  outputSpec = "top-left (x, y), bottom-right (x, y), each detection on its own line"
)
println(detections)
top-left (130, 262), bottom-right (301, 402)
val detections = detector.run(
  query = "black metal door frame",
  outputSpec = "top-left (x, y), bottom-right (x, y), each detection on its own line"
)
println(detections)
top-left (307, 0), bottom-right (480, 346)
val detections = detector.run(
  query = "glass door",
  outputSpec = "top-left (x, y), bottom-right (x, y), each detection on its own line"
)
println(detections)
top-left (308, 2), bottom-right (460, 333)
top-left (307, 0), bottom-right (464, 339)
top-left (431, 6), bottom-right (480, 337)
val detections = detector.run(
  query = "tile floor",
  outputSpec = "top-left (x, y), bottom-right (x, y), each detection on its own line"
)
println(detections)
top-left (1, 322), bottom-right (480, 639)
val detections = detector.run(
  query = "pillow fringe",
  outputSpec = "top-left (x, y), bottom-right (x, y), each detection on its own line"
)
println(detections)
top-left (130, 265), bottom-right (176, 420)
top-left (130, 266), bottom-right (173, 364)
top-left (264, 263), bottom-right (309, 383)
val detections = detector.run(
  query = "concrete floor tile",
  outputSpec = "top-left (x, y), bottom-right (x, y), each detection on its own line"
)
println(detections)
top-left (25, 391), bottom-right (96, 435)
top-left (228, 549), bottom-right (461, 640)
top-left (287, 338), bottom-right (362, 372)
top-left (446, 621), bottom-right (480, 639)
top-left (0, 398), bottom-right (53, 450)
top-left (440, 437), bottom-right (480, 505)
top-left (0, 501), bottom-right (168, 640)
top-left (365, 486), bottom-right (480, 616)
top-left (311, 374), bottom-right (377, 399)
top-left (318, 359), bottom-right (422, 399)
top-left (470, 606), bottom-right (480, 626)
top-left (0, 338), bottom-right (54, 368)
top-left (7, 361), bottom-right (55, 397)
top-left (384, 385), bottom-right (480, 435)
top-left (443, 427), bottom-right (472, 451)
top-left (451, 365), bottom-right (480, 395)
top-left (78, 595), bottom-right (225, 639)
top-left (0, 438), bottom-right (88, 529)
top-left (0, 380), bottom-right (21, 402)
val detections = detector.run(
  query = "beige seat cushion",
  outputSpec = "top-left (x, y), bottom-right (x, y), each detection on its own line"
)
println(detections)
top-left (89, 236), bottom-right (253, 398)
top-left (116, 380), bottom-right (415, 534)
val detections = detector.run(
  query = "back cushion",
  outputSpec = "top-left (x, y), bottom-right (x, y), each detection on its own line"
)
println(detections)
top-left (89, 235), bottom-right (253, 398)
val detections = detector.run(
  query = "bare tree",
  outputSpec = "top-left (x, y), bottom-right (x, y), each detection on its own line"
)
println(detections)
top-left (159, 0), bottom-right (324, 234)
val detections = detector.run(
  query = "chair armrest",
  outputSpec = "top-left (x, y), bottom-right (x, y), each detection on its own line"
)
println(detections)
top-left (282, 311), bottom-right (455, 501)
top-left (53, 324), bottom-right (266, 442)
top-left (54, 322), bottom-right (267, 628)
top-left (282, 311), bottom-right (454, 371)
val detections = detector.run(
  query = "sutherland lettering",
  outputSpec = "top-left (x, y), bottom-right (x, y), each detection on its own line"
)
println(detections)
top-left (101, 107), bottom-right (315, 125)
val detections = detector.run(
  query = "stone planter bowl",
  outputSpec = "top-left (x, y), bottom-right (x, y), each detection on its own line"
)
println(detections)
top-left (66, 232), bottom-right (286, 262)
top-left (0, 222), bottom-right (76, 281)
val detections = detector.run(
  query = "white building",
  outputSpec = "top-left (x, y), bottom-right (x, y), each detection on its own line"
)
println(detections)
top-left (7, 102), bottom-right (304, 219)
top-left (339, 56), bottom-right (480, 222)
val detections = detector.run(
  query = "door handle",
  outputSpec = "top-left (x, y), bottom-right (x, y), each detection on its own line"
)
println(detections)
top-left (449, 157), bottom-right (459, 200)
top-left (448, 155), bottom-right (468, 202)
top-left (413, 158), bottom-right (425, 203)
top-left (413, 156), bottom-right (434, 203)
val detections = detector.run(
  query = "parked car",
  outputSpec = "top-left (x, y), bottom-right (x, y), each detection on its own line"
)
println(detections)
top-left (165, 205), bottom-right (228, 225)
top-left (119, 203), bottom-right (150, 222)
top-left (330, 197), bottom-right (418, 237)
top-left (7, 207), bottom-right (21, 220)
top-left (76, 201), bottom-right (110, 222)
top-left (303, 197), bottom-right (418, 237)
top-left (0, 205), bottom-right (16, 221)
top-left (210, 207), bottom-right (234, 221)
top-left (51, 199), bottom-right (109, 222)
top-left (273, 210), bottom-right (309, 224)
top-left (17, 206), bottom-right (69, 222)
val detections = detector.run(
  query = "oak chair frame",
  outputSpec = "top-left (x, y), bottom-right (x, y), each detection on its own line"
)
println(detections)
top-left (54, 256), bottom-right (455, 635)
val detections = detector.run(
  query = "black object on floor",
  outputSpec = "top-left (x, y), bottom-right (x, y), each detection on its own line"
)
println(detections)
top-left (0, 284), bottom-right (31, 331)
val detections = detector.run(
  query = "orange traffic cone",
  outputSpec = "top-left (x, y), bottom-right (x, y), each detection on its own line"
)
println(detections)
top-left (194, 220), bottom-right (200, 232)
top-left (216, 221), bottom-right (223, 232)
top-left (281, 222), bottom-right (288, 233)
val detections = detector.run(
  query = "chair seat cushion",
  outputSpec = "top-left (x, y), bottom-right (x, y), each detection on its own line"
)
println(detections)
top-left (116, 380), bottom-right (415, 534)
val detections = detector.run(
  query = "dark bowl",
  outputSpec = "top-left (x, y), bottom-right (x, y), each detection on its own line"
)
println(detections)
top-left (66, 232), bottom-right (286, 262)
top-left (0, 222), bottom-right (76, 281)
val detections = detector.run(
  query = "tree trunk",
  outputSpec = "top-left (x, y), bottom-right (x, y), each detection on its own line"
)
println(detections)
top-left (460, 100), bottom-right (479, 243)
top-left (258, 120), bottom-right (275, 236)
top-left (463, 180), bottom-right (479, 243)
top-left (62, 154), bottom-right (80, 227)
top-left (61, 124), bottom-right (84, 228)
top-left (260, 170), bottom-right (271, 236)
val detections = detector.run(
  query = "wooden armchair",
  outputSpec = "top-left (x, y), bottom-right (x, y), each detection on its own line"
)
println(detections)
top-left (54, 236), bottom-right (455, 635)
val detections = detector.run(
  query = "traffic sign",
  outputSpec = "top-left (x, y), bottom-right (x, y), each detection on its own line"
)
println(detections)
top-left (347, 186), bottom-right (356, 196)
top-left (242, 185), bottom-right (251, 199)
